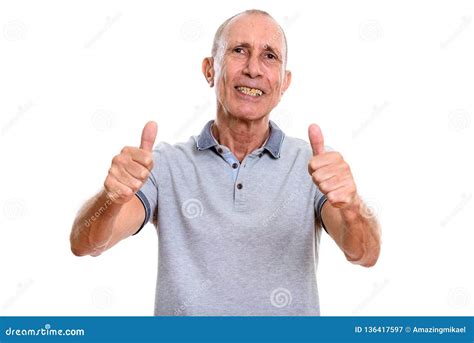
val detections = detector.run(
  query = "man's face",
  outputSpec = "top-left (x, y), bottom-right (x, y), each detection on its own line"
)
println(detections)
top-left (208, 14), bottom-right (291, 122)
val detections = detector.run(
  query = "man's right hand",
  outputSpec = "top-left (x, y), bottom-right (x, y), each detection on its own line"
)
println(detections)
top-left (104, 121), bottom-right (158, 204)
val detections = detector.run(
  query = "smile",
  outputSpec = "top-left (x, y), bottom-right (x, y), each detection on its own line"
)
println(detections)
top-left (235, 86), bottom-right (263, 97)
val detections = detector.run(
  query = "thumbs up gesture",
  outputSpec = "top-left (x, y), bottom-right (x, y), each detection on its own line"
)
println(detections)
top-left (104, 121), bottom-right (158, 204)
top-left (308, 124), bottom-right (357, 209)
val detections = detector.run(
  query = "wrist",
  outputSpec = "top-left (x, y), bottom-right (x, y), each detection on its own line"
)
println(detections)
top-left (340, 194), bottom-right (362, 220)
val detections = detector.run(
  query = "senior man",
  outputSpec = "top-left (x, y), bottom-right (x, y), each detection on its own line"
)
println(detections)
top-left (71, 9), bottom-right (381, 316)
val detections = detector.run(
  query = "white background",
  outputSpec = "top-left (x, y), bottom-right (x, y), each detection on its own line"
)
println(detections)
top-left (0, 0), bottom-right (472, 316)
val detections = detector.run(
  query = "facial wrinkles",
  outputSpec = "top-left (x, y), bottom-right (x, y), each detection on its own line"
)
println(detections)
top-left (212, 15), bottom-right (288, 117)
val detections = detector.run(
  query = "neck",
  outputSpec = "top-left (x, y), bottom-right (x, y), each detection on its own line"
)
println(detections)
top-left (212, 110), bottom-right (270, 162)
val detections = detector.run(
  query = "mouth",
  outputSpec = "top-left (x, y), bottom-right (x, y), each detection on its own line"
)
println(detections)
top-left (235, 86), bottom-right (264, 97)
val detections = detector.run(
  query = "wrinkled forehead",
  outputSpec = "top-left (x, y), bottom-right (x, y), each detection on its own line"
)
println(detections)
top-left (220, 13), bottom-right (286, 57)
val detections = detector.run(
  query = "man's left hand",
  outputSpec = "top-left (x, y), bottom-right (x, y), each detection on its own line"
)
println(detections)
top-left (307, 124), bottom-right (359, 209)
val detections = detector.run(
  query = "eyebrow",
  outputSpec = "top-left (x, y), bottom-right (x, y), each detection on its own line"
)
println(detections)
top-left (229, 41), bottom-right (282, 59)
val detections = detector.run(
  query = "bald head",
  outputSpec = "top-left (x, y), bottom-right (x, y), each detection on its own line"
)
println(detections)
top-left (202, 9), bottom-right (292, 122)
top-left (211, 9), bottom-right (288, 65)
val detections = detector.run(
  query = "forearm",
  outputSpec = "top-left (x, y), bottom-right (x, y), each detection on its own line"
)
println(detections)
top-left (323, 196), bottom-right (381, 267)
top-left (339, 197), bottom-right (381, 266)
top-left (70, 189), bottom-right (123, 256)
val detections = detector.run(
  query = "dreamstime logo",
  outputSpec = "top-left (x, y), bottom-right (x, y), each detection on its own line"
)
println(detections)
top-left (353, 279), bottom-right (389, 314)
top-left (2, 199), bottom-right (27, 220)
top-left (84, 12), bottom-right (122, 48)
top-left (83, 190), bottom-right (122, 229)
top-left (448, 287), bottom-right (470, 308)
top-left (359, 197), bottom-right (381, 219)
top-left (172, 99), bottom-right (211, 140)
top-left (440, 192), bottom-right (471, 227)
top-left (261, 191), bottom-right (297, 228)
top-left (174, 279), bottom-right (212, 315)
top-left (440, 16), bottom-right (471, 49)
top-left (359, 20), bottom-right (383, 41)
top-left (3, 20), bottom-right (27, 41)
top-left (181, 199), bottom-right (203, 219)
top-left (352, 101), bottom-right (390, 139)
top-left (180, 19), bottom-right (204, 42)
top-left (91, 110), bottom-right (117, 131)
top-left (271, 109), bottom-right (293, 130)
top-left (2, 278), bottom-right (34, 310)
top-left (1, 100), bottom-right (34, 136)
top-left (91, 287), bottom-right (114, 308)
top-left (448, 109), bottom-right (471, 131)
top-left (282, 12), bottom-right (301, 28)
top-left (270, 287), bottom-right (292, 308)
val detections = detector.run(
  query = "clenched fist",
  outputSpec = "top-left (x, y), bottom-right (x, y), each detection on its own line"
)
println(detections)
top-left (104, 121), bottom-right (157, 204)
top-left (308, 124), bottom-right (357, 209)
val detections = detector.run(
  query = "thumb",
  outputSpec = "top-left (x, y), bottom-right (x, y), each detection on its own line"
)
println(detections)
top-left (308, 124), bottom-right (325, 156)
top-left (140, 121), bottom-right (158, 151)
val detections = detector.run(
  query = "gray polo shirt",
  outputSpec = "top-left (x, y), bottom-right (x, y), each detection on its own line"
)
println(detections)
top-left (135, 119), bottom-right (327, 316)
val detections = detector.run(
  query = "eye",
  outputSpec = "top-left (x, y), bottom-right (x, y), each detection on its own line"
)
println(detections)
top-left (233, 47), bottom-right (245, 54)
top-left (265, 53), bottom-right (277, 60)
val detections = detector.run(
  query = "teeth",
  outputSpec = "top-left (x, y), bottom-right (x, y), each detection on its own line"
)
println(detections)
top-left (237, 86), bottom-right (263, 97)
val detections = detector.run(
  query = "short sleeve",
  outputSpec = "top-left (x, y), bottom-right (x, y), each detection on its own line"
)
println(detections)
top-left (314, 187), bottom-right (328, 233)
top-left (132, 148), bottom-right (160, 235)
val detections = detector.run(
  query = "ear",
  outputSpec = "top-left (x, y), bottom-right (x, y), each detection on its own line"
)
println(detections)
top-left (202, 57), bottom-right (215, 87)
top-left (281, 70), bottom-right (292, 95)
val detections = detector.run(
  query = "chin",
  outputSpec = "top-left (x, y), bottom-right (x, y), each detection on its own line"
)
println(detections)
top-left (233, 111), bottom-right (267, 122)
top-left (227, 104), bottom-right (269, 122)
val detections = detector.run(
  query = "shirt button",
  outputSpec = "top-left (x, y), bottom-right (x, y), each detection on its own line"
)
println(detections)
top-left (258, 152), bottom-right (263, 158)
top-left (236, 183), bottom-right (243, 190)
top-left (232, 163), bottom-right (238, 169)
top-left (217, 148), bottom-right (223, 154)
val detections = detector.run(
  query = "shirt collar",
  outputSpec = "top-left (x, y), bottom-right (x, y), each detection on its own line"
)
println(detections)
top-left (196, 119), bottom-right (285, 159)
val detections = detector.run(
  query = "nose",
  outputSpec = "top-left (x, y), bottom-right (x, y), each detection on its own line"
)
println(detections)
top-left (243, 53), bottom-right (263, 78)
